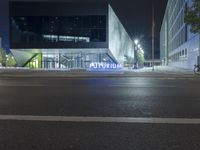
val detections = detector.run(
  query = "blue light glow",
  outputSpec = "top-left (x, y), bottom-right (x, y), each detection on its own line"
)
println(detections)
top-left (88, 62), bottom-right (122, 71)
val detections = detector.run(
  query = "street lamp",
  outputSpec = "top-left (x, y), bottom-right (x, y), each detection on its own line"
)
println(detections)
top-left (134, 39), bottom-right (139, 69)
top-left (140, 49), bottom-right (144, 54)
top-left (152, 2), bottom-right (155, 71)
top-left (134, 39), bottom-right (139, 45)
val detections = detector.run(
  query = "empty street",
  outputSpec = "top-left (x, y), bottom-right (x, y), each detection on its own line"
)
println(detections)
top-left (0, 75), bottom-right (200, 150)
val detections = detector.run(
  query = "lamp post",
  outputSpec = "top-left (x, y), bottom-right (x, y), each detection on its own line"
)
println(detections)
top-left (134, 39), bottom-right (139, 45)
top-left (152, 2), bottom-right (155, 71)
top-left (134, 39), bottom-right (139, 69)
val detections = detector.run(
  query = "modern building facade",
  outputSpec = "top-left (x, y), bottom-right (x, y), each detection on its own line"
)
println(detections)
top-left (160, 0), bottom-right (200, 69)
top-left (10, 1), bottom-right (134, 70)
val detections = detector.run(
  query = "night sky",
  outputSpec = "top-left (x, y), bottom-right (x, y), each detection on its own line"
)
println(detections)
top-left (0, 0), bottom-right (168, 59)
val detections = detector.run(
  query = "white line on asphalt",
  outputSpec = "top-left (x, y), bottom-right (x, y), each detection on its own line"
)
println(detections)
top-left (0, 115), bottom-right (200, 124)
top-left (0, 84), bottom-right (45, 87)
top-left (108, 85), bottom-right (177, 88)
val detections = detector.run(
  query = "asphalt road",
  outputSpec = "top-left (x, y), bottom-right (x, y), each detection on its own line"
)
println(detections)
top-left (0, 75), bottom-right (200, 150)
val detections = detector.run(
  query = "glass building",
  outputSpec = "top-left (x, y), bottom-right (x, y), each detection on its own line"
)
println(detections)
top-left (10, 1), bottom-right (134, 70)
top-left (160, 0), bottom-right (200, 69)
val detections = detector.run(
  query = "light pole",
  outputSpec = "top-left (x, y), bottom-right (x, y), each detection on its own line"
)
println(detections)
top-left (134, 39), bottom-right (139, 69)
top-left (152, 3), bottom-right (155, 71)
top-left (134, 39), bottom-right (139, 45)
top-left (198, 32), bottom-right (200, 65)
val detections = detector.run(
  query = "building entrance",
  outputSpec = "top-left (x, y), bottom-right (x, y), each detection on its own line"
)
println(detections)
top-left (41, 52), bottom-right (115, 70)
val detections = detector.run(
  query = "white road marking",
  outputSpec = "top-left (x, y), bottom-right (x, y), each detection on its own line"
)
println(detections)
top-left (108, 84), bottom-right (176, 88)
top-left (0, 84), bottom-right (45, 87)
top-left (0, 115), bottom-right (200, 124)
top-left (0, 81), bottom-right (177, 88)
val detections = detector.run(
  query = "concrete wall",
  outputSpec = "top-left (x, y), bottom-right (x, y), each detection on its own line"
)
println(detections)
top-left (11, 49), bottom-right (39, 67)
top-left (108, 5), bottom-right (134, 65)
top-left (169, 34), bottom-right (200, 69)
top-left (160, 11), bottom-right (168, 66)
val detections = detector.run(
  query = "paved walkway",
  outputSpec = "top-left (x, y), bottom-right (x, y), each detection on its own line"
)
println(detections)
top-left (126, 66), bottom-right (193, 74)
top-left (0, 66), bottom-right (198, 78)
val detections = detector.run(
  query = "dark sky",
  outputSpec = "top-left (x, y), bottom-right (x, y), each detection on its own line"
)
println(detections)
top-left (0, 0), bottom-right (168, 59)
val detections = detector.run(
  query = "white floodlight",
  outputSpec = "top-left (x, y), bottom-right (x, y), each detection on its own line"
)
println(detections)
top-left (134, 39), bottom-right (139, 45)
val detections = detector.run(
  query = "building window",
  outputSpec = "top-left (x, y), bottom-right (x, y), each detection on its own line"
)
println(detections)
top-left (11, 15), bottom-right (107, 45)
top-left (182, 50), bottom-right (184, 56)
top-left (185, 48), bottom-right (187, 56)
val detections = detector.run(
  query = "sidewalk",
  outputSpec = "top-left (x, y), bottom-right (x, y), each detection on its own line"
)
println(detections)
top-left (123, 66), bottom-right (198, 78)
top-left (0, 66), bottom-right (198, 78)
top-left (126, 66), bottom-right (193, 75)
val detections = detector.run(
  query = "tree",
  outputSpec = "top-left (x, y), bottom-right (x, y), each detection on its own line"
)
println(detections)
top-left (0, 49), bottom-right (16, 67)
top-left (184, 0), bottom-right (200, 33)
top-left (0, 48), bottom-right (6, 66)
top-left (5, 54), bottom-right (16, 67)
top-left (137, 51), bottom-right (145, 67)
top-left (185, 0), bottom-right (200, 65)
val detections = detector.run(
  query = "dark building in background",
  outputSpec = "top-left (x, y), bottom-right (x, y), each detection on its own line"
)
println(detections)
top-left (0, 37), bottom-right (2, 48)
top-left (10, 1), bottom-right (134, 70)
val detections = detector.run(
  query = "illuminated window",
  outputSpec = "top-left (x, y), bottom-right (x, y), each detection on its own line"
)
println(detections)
top-left (11, 15), bottom-right (107, 45)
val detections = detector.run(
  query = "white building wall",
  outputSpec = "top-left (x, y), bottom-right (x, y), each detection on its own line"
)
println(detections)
top-left (10, 49), bottom-right (38, 67)
top-left (160, 0), bottom-right (200, 69)
top-left (108, 5), bottom-right (134, 65)
top-left (160, 16), bottom-right (168, 65)
top-left (169, 34), bottom-right (199, 69)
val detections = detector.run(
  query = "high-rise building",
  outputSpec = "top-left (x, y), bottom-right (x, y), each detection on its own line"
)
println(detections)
top-left (10, 1), bottom-right (134, 70)
top-left (160, 0), bottom-right (200, 69)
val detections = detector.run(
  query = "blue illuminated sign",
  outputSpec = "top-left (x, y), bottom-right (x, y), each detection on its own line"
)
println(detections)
top-left (89, 62), bottom-right (122, 70)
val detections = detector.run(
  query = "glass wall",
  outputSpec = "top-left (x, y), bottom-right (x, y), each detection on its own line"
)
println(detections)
top-left (25, 53), bottom-right (42, 69)
top-left (11, 16), bottom-right (106, 45)
top-left (42, 53), bottom-right (60, 69)
top-left (41, 52), bottom-right (114, 69)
